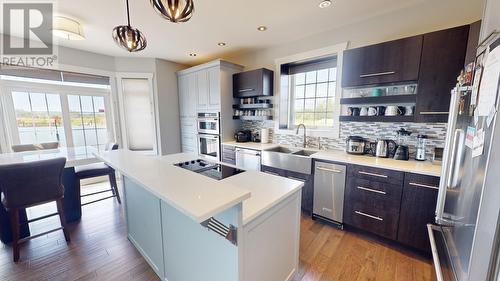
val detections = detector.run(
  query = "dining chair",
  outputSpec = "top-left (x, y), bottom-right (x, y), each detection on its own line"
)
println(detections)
top-left (0, 157), bottom-right (70, 262)
top-left (75, 143), bottom-right (121, 205)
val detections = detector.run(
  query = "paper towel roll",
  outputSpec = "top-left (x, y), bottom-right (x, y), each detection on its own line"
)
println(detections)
top-left (261, 128), bottom-right (269, 143)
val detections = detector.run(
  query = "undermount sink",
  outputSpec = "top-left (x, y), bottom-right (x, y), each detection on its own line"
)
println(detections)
top-left (261, 146), bottom-right (317, 175)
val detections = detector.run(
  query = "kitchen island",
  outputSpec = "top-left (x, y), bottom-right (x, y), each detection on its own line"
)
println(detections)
top-left (96, 150), bottom-right (303, 281)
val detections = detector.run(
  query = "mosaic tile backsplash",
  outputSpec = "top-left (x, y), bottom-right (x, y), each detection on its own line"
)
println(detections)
top-left (240, 120), bottom-right (448, 157)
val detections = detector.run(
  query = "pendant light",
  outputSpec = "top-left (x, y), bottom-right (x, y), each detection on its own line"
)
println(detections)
top-left (150, 0), bottom-right (194, 23)
top-left (112, 0), bottom-right (147, 52)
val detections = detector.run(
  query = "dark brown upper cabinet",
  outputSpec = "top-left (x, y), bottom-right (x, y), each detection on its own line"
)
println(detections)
top-left (341, 36), bottom-right (423, 88)
top-left (233, 68), bottom-right (274, 98)
top-left (415, 25), bottom-right (470, 123)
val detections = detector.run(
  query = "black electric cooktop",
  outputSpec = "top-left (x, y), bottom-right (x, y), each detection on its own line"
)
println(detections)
top-left (174, 159), bottom-right (244, 180)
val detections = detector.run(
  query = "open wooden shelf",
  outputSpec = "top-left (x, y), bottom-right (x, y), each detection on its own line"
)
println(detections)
top-left (339, 115), bottom-right (415, 122)
top-left (340, 95), bottom-right (416, 105)
top-left (232, 103), bottom-right (273, 109)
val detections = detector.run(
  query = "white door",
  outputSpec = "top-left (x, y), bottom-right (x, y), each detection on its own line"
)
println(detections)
top-left (118, 76), bottom-right (157, 153)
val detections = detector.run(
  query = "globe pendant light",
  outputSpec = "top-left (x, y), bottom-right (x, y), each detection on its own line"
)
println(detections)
top-left (150, 0), bottom-right (194, 23)
top-left (112, 0), bottom-right (147, 52)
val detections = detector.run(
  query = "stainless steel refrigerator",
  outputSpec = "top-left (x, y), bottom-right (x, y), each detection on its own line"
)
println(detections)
top-left (428, 34), bottom-right (500, 281)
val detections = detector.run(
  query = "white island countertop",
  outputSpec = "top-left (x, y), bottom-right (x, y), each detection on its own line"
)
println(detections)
top-left (0, 146), bottom-right (99, 167)
top-left (96, 150), bottom-right (303, 225)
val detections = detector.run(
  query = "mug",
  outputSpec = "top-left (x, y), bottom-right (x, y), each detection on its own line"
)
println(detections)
top-left (360, 107), bottom-right (368, 116)
top-left (368, 107), bottom-right (377, 116)
top-left (348, 107), bottom-right (360, 116)
top-left (372, 88), bottom-right (383, 97)
top-left (376, 106), bottom-right (386, 116)
top-left (385, 105), bottom-right (402, 116)
top-left (398, 106), bottom-right (406, 115)
top-left (404, 105), bottom-right (414, 116)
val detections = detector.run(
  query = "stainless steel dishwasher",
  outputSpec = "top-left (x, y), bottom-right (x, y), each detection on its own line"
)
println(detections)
top-left (313, 161), bottom-right (346, 225)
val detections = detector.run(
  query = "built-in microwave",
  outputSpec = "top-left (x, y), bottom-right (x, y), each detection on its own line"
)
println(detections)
top-left (197, 134), bottom-right (220, 161)
top-left (197, 112), bottom-right (220, 135)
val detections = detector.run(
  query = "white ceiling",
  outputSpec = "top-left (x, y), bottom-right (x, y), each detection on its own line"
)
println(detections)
top-left (15, 0), bottom-right (439, 64)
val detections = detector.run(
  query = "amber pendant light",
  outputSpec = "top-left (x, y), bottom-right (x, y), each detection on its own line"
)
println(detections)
top-left (150, 0), bottom-right (194, 23)
top-left (112, 0), bottom-right (147, 52)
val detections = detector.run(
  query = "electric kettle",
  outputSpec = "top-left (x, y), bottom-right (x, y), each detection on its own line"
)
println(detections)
top-left (375, 139), bottom-right (397, 158)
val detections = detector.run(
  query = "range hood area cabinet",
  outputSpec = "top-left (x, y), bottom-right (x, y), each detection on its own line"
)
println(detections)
top-left (341, 36), bottom-right (423, 87)
top-left (233, 68), bottom-right (274, 98)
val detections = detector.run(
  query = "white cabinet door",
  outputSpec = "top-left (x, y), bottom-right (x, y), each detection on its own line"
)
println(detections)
top-left (196, 70), bottom-right (209, 111)
top-left (178, 75), bottom-right (189, 117)
top-left (180, 117), bottom-right (197, 153)
top-left (186, 73), bottom-right (198, 117)
top-left (208, 67), bottom-right (220, 110)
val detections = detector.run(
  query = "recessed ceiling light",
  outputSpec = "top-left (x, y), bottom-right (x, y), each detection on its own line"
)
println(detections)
top-left (319, 0), bottom-right (332, 8)
top-left (189, 53), bottom-right (197, 57)
top-left (257, 26), bottom-right (267, 31)
top-left (217, 42), bottom-right (226, 46)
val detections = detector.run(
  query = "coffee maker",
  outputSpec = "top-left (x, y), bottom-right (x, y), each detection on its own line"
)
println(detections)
top-left (415, 135), bottom-right (428, 161)
top-left (394, 128), bottom-right (411, 161)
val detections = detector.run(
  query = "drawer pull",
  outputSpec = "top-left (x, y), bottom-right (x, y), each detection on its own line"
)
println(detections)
top-left (359, 71), bottom-right (396, 78)
top-left (238, 88), bottom-right (255, 92)
top-left (409, 182), bottom-right (439, 190)
top-left (356, 186), bottom-right (387, 195)
top-left (358, 171), bottom-right (388, 178)
top-left (316, 166), bottom-right (343, 173)
top-left (355, 211), bottom-right (383, 221)
top-left (419, 111), bottom-right (449, 115)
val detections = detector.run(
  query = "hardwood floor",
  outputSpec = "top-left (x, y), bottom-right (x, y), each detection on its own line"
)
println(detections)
top-left (0, 182), bottom-right (435, 281)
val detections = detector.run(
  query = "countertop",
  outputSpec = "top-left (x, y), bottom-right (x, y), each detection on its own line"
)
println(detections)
top-left (222, 141), bottom-right (442, 177)
top-left (0, 146), bottom-right (99, 168)
top-left (95, 150), bottom-right (303, 225)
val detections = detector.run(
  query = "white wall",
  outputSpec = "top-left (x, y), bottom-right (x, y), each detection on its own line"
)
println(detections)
top-left (481, 0), bottom-right (500, 40)
top-left (224, 0), bottom-right (483, 70)
top-left (154, 59), bottom-right (187, 155)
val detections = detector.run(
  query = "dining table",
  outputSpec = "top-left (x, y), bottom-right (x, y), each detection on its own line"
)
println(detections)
top-left (0, 146), bottom-right (100, 243)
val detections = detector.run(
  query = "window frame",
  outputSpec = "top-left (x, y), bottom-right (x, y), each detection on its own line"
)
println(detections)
top-left (0, 79), bottom-right (114, 149)
top-left (274, 42), bottom-right (348, 138)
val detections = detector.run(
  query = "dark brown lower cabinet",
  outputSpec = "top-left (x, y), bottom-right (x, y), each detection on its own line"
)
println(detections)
top-left (397, 173), bottom-right (440, 252)
top-left (261, 165), bottom-right (314, 215)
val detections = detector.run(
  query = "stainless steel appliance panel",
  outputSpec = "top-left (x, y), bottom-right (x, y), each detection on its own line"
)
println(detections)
top-left (197, 134), bottom-right (220, 162)
top-left (235, 148), bottom-right (261, 171)
top-left (313, 162), bottom-right (346, 223)
top-left (197, 112), bottom-right (220, 135)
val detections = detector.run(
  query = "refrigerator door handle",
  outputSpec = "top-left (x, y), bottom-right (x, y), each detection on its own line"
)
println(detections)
top-left (447, 129), bottom-right (465, 189)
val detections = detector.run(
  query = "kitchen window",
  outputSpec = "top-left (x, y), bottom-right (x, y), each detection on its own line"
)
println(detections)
top-left (291, 61), bottom-right (337, 127)
top-left (275, 42), bottom-right (347, 136)
top-left (68, 94), bottom-right (109, 150)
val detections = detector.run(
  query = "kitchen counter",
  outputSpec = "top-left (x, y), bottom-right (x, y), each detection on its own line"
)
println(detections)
top-left (222, 141), bottom-right (280, 151)
top-left (312, 149), bottom-right (442, 177)
top-left (223, 141), bottom-right (441, 177)
top-left (95, 150), bottom-right (303, 224)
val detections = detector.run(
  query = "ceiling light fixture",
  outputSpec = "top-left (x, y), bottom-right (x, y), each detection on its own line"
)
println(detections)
top-left (150, 0), bottom-right (194, 23)
top-left (112, 0), bottom-right (147, 52)
top-left (318, 0), bottom-right (332, 8)
top-left (257, 26), bottom-right (267, 31)
top-left (52, 16), bottom-right (85, 40)
top-left (217, 42), bottom-right (226, 46)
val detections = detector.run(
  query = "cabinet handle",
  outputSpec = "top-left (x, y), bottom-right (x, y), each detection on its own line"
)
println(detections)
top-left (355, 211), bottom-right (383, 221)
top-left (359, 71), bottom-right (396, 78)
top-left (238, 88), bottom-right (255, 92)
top-left (409, 182), bottom-right (439, 190)
top-left (419, 112), bottom-right (449, 115)
top-left (316, 166), bottom-right (343, 173)
top-left (356, 186), bottom-right (387, 195)
top-left (358, 171), bottom-right (388, 178)
top-left (322, 207), bottom-right (333, 213)
top-left (288, 176), bottom-right (305, 182)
